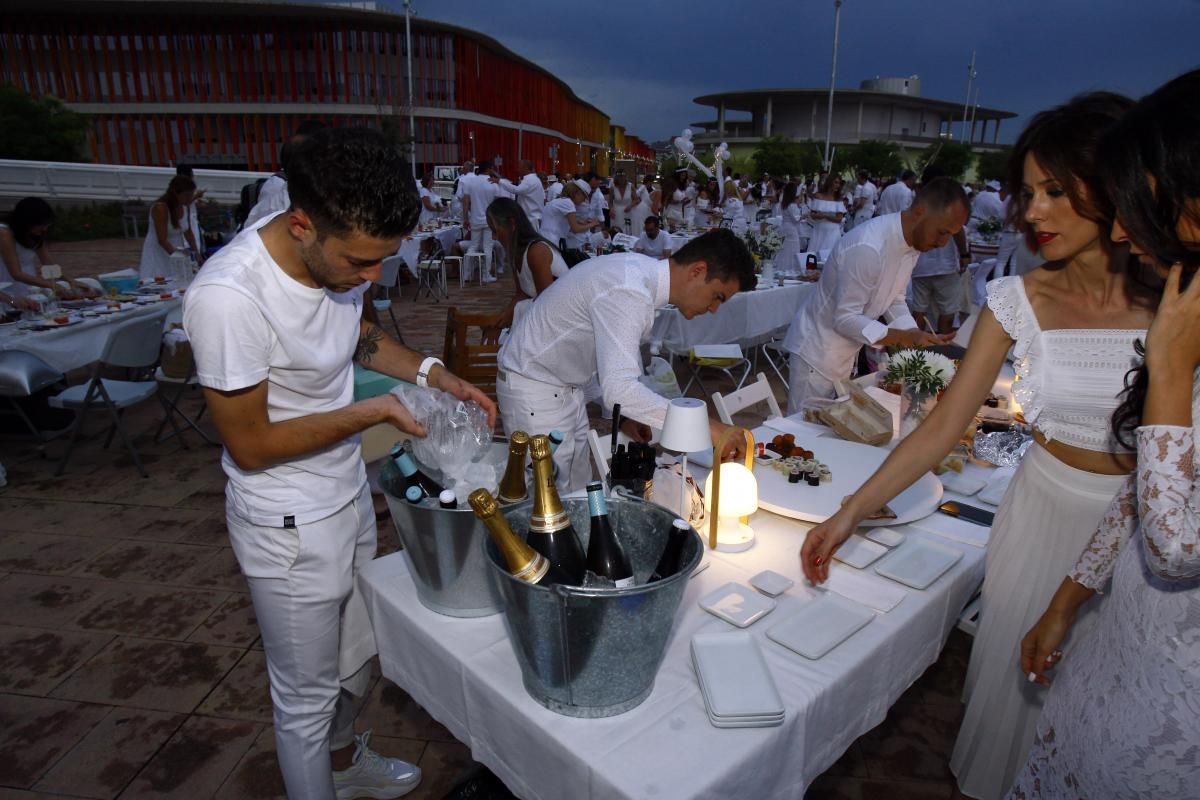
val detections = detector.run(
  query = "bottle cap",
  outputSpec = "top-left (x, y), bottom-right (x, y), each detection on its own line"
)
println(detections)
top-left (438, 490), bottom-right (457, 506)
top-left (585, 481), bottom-right (604, 494)
top-left (548, 430), bottom-right (564, 444)
top-left (405, 486), bottom-right (424, 502)
top-left (529, 434), bottom-right (551, 460)
top-left (672, 518), bottom-right (691, 531)
top-left (509, 430), bottom-right (530, 447)
top-left (467, 488), bottom-right (497, 515)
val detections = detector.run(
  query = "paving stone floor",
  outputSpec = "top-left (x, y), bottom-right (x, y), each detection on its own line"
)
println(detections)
top-left (0, 237), bottom-right (974, 799)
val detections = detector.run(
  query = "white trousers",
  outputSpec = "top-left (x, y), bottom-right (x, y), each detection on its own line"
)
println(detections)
top-left (496, 369), bottom-right (592, 494)
top-left (226, 483), bottom-right (378, 800)
top-left (787, 353), bottom-right (838, 415)
top-left (469, 226), bottom-right (494, 276)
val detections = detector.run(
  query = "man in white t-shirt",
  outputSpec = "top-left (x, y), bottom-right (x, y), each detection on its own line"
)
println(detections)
top-left (849, 170), bottom-right (878, 229)
top-left (633, 216), bottom-right (673, 259)
top-left (184, 128), bottom-right (496, 800)
top-left (875, 170), bottom-right (916, 216)
top-left (545, 173), bottom-right (563, 201)
top-left (970, 179), bottom-right (1006, 231)
top-left (462, 160), bottom-right (501, 281)
top-left (497, 159), bottom-right (546, 230)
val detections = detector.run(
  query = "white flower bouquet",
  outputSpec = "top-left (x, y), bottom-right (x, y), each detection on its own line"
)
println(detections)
top-left (881, 349), bottom-right (957, 397)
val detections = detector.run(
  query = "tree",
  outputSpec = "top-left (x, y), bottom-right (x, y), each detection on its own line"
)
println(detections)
top-left (751, 136), bottom-right (822, 180)
top-left (917, 141), bottom-right (973, 181)
top-left (838, 139), bottom-right (904, 181)
top-left (0, 84), bottom-right (89, 162)
top-left (975, 147), bottom-right (1013, 185)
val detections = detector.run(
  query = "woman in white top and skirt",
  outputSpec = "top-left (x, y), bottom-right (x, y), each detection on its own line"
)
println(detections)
top-left (418, 173), bottom-right (444, 225)
top-left (629, 176), bottom-right (653, 235)
top-left (139, 175), bottom-right (201, 280)
top-left (775, 183), bottom-right (809, 274)
top-left (799, 93), bottom-right (1152, 800)
top-left (807, 174), bottom-right (845, 258)
top-left (609, 174), bottom-right (635, 234)
top-left (0, 197), bottom-right (96, 299)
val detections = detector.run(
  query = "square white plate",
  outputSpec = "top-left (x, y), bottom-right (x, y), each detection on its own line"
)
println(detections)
top-left (832, 534), bottom-right (889, 569)
top-left (708, 714), bottom-right (786, 728)
top-left (690, 631), bottom-right (785, 718)
top-left (940, 472), bottom-right (986, 496)
top-left (766, 593), bottom-right (875, 659)
top-left (862, 527), bottom-right (905, 548)
top-left (978, 469), bottom-right (1015, 506)
top-left (691, 652), bottom-right (785, 721)
top-left (698, 583), bottom-right (777, 628)
top-left (874, 538), bottom-right (964, 590)
top-left (750, 570), bottom-right (794, 597)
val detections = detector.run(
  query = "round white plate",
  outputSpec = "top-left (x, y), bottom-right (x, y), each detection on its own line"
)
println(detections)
top-left (750, 427), bottom-right (942, 526)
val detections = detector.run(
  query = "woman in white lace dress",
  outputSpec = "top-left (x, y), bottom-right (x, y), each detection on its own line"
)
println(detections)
top-left (1010, 69), bottom-right (1200, 799)
top-left (800, 93), bottom-right (1155, 800)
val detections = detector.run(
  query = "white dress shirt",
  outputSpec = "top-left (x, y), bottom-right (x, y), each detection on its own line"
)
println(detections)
top-left (782, 213), bottom-right (920, 381)
top-left (876, 182), bottom-right (914, 216)
top-left (499, 172), bottom-right (545, 223)
top-left (498, 252), bottom-right (672, 428)
top-left (463, 174), bottom-right (499, 227)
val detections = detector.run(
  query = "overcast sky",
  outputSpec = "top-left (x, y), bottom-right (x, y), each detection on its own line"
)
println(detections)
top-left (380, 0), bottom-right (1198, 145)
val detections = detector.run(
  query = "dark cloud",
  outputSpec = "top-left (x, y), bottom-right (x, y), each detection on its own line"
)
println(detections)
top-left (384, 0), bottom-right (1197, 143)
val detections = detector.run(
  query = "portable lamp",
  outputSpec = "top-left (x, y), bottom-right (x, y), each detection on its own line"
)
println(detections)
top-left (659, 398), bottom-right (711, 521)
top-left (704, 427), bottom-right (757, 552)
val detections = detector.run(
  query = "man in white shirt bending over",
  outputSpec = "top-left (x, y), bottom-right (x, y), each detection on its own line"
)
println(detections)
top-left (876, 169), bottom-right (916, 216)
top-left (498, 159), bottom-right (546, 230)
top-left (782, 178), bottom-right (968, 413)
top-left (184, 127), bottom-right (496, 800)
top-left (850, 169), bottom-right (878, 229)
top-left (633, 216), bottom-right (673, 259)
top-left (497, 229), bottom-right (756, 492)
top-left (462, 160), bottom-right (501, 281)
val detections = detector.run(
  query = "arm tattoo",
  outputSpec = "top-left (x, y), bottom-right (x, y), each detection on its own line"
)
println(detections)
top-left (354, 324), bottom-right (384, 365)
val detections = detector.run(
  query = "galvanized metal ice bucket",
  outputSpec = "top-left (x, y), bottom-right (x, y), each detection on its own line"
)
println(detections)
top-left (380, 444), bottom-right (507, 618)
top-left (487, 493), bottom-right (702, 717)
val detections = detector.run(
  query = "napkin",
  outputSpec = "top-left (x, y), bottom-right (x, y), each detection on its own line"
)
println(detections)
top-left (823, 564), bottom-right (906, 613)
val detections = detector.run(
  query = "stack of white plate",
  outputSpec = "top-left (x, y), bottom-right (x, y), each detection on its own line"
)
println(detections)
top-left (691, 631), bottom-right (785, 728)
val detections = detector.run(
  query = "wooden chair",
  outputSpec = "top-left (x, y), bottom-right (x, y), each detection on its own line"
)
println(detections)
top-left (442, 307), bottom-right (503, 401)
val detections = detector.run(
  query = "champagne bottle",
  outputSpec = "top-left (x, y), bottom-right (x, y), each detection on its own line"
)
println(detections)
top-left (649, 518), bottom-right (692, 582)
top-left (585, 482), bottom-right (634, 587)
top-left (527, 434), bottom-right (586, 583)
top-left (497, 430), bottom-right (530, 504)
top-left (468, 489), bottom-right (569, 587)
top-left (438, 490), bottom-right (458, 510)
top-left (391, 445), bottom-right (444, 499)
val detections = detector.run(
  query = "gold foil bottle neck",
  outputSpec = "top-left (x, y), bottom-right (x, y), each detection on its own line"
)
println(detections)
top-left (528, 435), bottom-right (570, 532)
top-left (468, 489), bottom-right (545, 582)
top-left (497, 431), bottom-right (530, 504)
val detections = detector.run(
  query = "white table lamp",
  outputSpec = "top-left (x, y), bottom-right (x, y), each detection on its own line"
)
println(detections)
top-left (704, 461), bottom-right (758, 552)
top-left (659, 398), bottom-right (711, 521)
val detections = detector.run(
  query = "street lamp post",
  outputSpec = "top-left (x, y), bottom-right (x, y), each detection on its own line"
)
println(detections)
top-left (822, 0), bottom-right (843, 171)
top-left (961, 50), bottom-right (976, 142)
top-left (468, 130), bottom-right (476, 162)
top-left (404, 0), bottom-right (416, 177)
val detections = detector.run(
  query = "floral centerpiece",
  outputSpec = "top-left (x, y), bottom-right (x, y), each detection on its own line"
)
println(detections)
top-left (975, 215), bottom-right (1004, 243)
top-left (881, 348), bottom-right (957, 436)
top-left (742, 226), bottom-right (783, 270)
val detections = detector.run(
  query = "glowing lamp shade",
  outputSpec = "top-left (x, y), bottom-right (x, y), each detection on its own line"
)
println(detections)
top-left (704, 462), bottom-right (758, 553)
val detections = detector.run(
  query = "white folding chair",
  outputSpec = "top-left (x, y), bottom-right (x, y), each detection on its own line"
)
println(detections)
top-left (462, 252), bottom-right (487, 288)
top-left (153, 366), bottom-right (216, 446)
top-left (673, 344), bottom-right (752, 400)
top-left (712, 373), bottom-right (783, 425)
top-left (49, 310), bottom-right (172, 477)
top-left (414, 251), bottom-right (448, 302)
top-left (374, 255), bottom-right (405, 340)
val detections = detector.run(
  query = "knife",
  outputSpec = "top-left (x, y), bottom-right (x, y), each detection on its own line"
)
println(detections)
top-left (939, 501), bottom-right (994, 527)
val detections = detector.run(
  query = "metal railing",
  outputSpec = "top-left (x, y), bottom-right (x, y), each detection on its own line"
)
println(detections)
top-left (0, 159), bottom-right (272, 205)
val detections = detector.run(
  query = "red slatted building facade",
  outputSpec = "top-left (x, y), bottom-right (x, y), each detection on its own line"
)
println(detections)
top-left (0, 0), bottom-right (656, 176)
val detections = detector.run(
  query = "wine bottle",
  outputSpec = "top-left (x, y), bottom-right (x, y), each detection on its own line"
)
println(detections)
top-left (548, 429), bottom-right (564, 454)
top-left (585, 482), bottom-right (634, 587)
top-left (405, 486), bottom-right (424, 505)
top-left (527, 434), bottom-right (586, 583)
top-left (497, 430), bottom-right (530, 504)
top-left (438, 490), bottom-right (458, 510)
top-left (391, 445), bottom-right (444, 499)
top-left (649, 518), bottom-right (692, 582)
top-left (468, 489), bottom-right (570, 587)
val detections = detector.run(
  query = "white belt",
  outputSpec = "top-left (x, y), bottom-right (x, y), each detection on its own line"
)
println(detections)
top-left (497, 369), bottom-right (577, 394)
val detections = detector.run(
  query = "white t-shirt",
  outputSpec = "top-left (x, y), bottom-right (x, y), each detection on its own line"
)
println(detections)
top-left (634, 231), bottom-right (671, 258)
top-left (540, 197), bottom-right (578, 246)
top-left (876, 181), bottom-right (914, 216)
top-left (418, 186), bottom-right (443, 224)
top-left (464, 175), bottom-right (499, 227)
top-left (183, 213), bottom-right (369, 526)
top-left (853, 181), bottom-right (877, 217)
top-left (243, 174), bottom-right (289, 230)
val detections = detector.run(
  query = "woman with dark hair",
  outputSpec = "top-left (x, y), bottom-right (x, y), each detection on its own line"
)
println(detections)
top-left (776, 182), bottom-right (810, 272)
top-left (629, 175), bottom-right (653, 235)
top-left (807, 172), bottom-right (846, 256)
top-left (417, 173), bottom-right (444, 225)
top-left (0, 197), bottom-right (95, 299)
top-left (800, 92), bottom-right (1154, 800)
top-left (1011, 70), bottom-right (1200, 799)
top-left (486, 197), bottom-right (568, 334)
top-left (139, 175), bottom-right (201, 279)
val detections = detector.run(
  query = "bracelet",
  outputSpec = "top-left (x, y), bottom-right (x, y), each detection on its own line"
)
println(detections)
top-left (416, 356), bottom-right (443, 389)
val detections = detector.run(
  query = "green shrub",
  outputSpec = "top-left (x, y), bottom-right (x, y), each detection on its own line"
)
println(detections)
top-left (48, 202), bottom-right (126, 241)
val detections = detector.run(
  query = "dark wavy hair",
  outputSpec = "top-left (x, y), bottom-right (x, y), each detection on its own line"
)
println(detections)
top-left (286, 127), bottom-right (420, 240)
top-left (485, 196), bottom-right (560, 276)
top-left (156, 175), bottom-right (195, 229)
top-left (1106, 70), bottom-right (1200, 448)
top-left (1004, 91), bottom-right (1134, 255)
top-left (6, 197), bottom-right (55, 249)
top-left (780, 181), bottom-right (799, 209)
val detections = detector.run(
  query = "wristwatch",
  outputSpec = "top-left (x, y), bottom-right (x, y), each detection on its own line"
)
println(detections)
top-left (416, 356), bottom-right (443, 389)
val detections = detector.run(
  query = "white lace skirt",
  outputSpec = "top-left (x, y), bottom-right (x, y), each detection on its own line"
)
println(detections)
top-left (949, 444), bottom-right (1127, 800)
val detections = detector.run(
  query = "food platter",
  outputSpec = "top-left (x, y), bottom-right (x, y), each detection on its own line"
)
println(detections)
top-left (750, 426), bottom-right (942, 526)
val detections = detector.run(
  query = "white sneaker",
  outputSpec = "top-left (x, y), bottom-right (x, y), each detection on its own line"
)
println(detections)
top-left (332, 731), bottom-right (421, 799)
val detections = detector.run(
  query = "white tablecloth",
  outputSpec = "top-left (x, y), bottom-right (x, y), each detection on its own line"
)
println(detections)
top-left (396, 226), bottom-right (463, 277)
top-left (359, 490), bottom-right (989, 799)
top-left (0, 298), bottom-right (182, 373)
top-left (650, 283), bottom-right (811, 352)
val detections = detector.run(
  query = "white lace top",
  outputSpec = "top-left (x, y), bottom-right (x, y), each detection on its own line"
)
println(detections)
top-left (986, 276), bottom-right (1144, 453)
